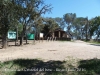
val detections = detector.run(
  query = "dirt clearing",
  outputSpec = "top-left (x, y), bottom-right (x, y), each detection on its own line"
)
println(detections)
top-left (0, 40), bottom-right (100, 62)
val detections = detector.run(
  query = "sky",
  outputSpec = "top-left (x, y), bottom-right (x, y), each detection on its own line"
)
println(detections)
top-left (43, 0), bottom-right (100, 20)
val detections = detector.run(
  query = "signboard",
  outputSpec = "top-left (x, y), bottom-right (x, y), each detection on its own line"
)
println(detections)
top-left (8, 31), bottom-right (16, 39)
top-left (40, 33), bottom-right (43, 38)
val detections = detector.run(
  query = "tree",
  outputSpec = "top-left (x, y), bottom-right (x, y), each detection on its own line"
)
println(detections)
top-left (0, 0), bottom-right (19, 48)
top-left (84, 17), bottom-right (89, 41)
top-left (33, 17), bottom-right (45, 40)
top-left (72, 17), bottom-right (86, 39)
top-left (15, 0), bottom-right (52, 45)
top-left (54, 17), bottom-right (65, 30)
top-left (89, 16), bottom-right (100, 41)
top-left (63, 13), bottom-right (76, 38)
top-left (0, 0), bottom-right (52, 48)
top-left (42, 17), bottom-right (59, 37)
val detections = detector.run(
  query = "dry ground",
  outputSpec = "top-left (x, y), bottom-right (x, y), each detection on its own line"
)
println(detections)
top-left (0, 40), bottom-right (100, 62)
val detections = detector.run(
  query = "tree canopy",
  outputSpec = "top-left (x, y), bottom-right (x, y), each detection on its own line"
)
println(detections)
top-left (0, 0), bottom-right (52, 48)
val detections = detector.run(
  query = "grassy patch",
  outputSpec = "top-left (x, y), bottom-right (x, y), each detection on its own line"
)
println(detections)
top-left (88, 41), bottom-right (100, 44)
top-left (83, 40), bottom-right (100, 44)
top-left (78, 58), bottom-right (100, 75)
top-left (82, 40), bottom-right (100, 47)
top-left (0, 58), bottom-right (100, 75)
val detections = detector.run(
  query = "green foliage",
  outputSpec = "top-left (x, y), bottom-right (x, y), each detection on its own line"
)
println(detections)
top-left (72, 17), bottom-right (87, 39)
top-left (63, 13), bottom-right (76, 25)
top-left (0, 0), bottom-right (52, 47)
top-left (63, 13), bottom-right (76, 39)
top-left (9, 23), bottom-right (23, 36)
top-left (34, 17), bottom-right (45, 34)
top-left (45, 18), bottom-right (59, 32)
top-left (54, 17), bottom-right (66, 30)
top-left (41, 17), bottom-right (59, 37)
top-left (47, 18), bottom-right (59, 32)
top-left (89, 16), bottom-right (100, 38)
top-left (41, 24), bottom-right (50, 37)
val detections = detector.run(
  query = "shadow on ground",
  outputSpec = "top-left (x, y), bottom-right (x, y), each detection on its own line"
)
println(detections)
top-left (90, 44), bottom-right (100, 46)
top-left (14, 59), bottom-right (67, 75)
top-left (78, 58), bottom-right (100, 75)
top-left (0, 59), bottom-right (67, 75)
top-left (0, 58), bottom-right (100, 75)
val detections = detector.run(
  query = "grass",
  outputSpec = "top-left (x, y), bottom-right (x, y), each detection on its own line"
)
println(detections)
top-left (89, 41), bottom-right (100, 44)
top-left (0, 58), bottom-right (100, 75)
top-left (82, 40), bottom-right (100, 47)
top-left (78, 58), bottom-right (100, 75)
top-left (83, 40), bottom-right (100, 44)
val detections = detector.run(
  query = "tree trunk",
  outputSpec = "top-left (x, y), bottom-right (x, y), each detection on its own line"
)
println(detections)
top-left (20, 36), bottom-right (23, 45)
top-left (86, 17), bottom-right (88, 41)
top-left (86, 29), bottom-right (88, 41)
top-left (26, 34), bottom-right (28, 44)
top-left (36, 33), bottom-right (39, 41)
top-left (2, 34), bottom-right (7, 48)
top-left (76, 30), bottom-right (78, 40)
top-left (15, 27), bottom-right (18, 46)
top-left (16, 27), bottom-right (18, 42)
top-left (20, 25), bottom-right (25, 45)
top-left (33, 34), bottom-right (35, 44)
top-left (96, 33), bottom-right (99, 42)
top-left (25, 26), bottom-right (28, 44)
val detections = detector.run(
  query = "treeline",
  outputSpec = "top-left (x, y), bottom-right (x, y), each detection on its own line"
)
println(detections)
top-left (54, 13), bottom-right (100, 41)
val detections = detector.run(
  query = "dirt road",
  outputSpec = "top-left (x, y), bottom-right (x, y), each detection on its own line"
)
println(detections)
top-left (0, 40), bottom-right (100, 62)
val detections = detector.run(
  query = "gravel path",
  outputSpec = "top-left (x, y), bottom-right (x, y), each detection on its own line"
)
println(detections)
top-left (0, 40), bottom-right (100, 62)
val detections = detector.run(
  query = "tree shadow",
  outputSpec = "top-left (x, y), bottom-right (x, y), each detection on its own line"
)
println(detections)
top-left (8, 45), bottom-right (20, 47)
top-left (0, 48), bottom-right (2, 49)
top-left (1, 59), bottom-right (67, 75)
top-left (1, 58), bottom-right (100, 75)
top-left (90, 44), bottom-right (100, 46)
top-left (78, 58), bottom-right (100, 75)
